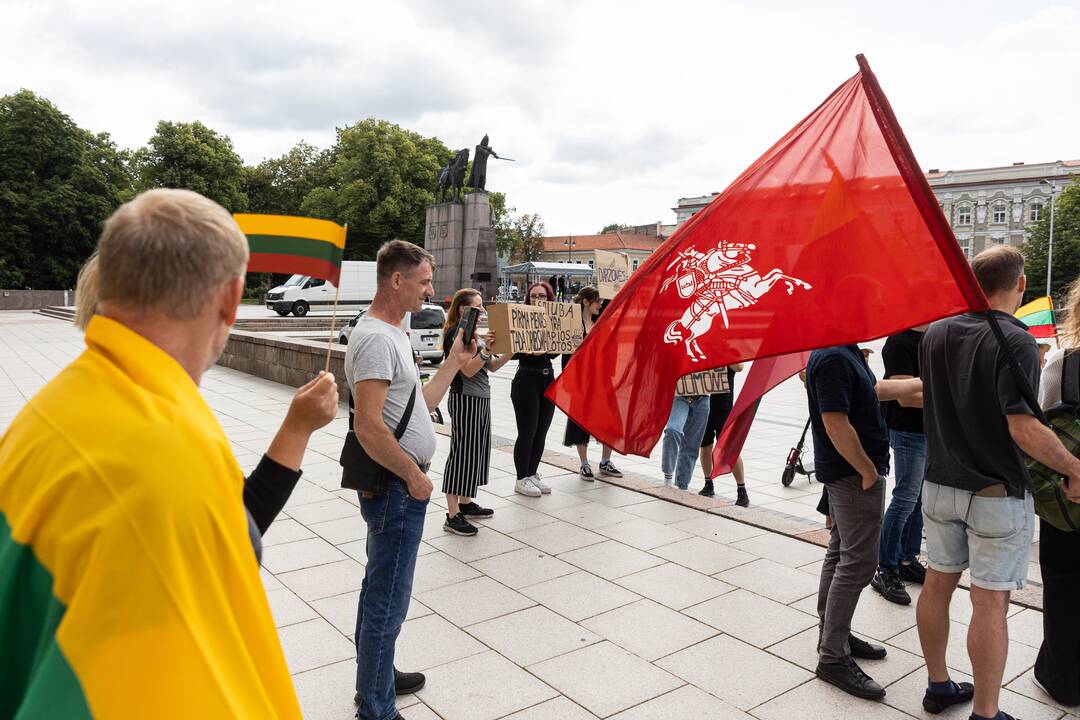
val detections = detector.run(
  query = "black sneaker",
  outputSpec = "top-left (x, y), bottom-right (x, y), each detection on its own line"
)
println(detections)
top-left (580, 463), bottom-right (594, 481)
top-left (599, 460), bottom-right (623, 478)
top-left (899, 560), bottom-right (927, 584)
top-left (443, 512), bottom-right (478, 536)
top-left (921, 680), bottom-right (974, 714)
top-left (735, 486), bottom-right (750, 507)
top-left (870, 569), bottom-right (911, 605)
top-left (394, 668), bottom-right (426, 694)
top-left (698, 480), bottom-right (715, 497)
top-left (849, 634), bottom-right (887, 660)
top-left (459, 501), bottom-right (494, 518)
top-left (816, 656), bottom-right (885, 700)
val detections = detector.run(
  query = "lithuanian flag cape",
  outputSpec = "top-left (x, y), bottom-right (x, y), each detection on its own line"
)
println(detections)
top-left (0, 316), bottom-right (301, 718)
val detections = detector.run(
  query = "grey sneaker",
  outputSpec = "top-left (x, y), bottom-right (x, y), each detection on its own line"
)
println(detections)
top-left (530, 473), bottom-right (551, 494)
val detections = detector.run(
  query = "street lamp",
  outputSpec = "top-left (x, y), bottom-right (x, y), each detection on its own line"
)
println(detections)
top-left (1040, 179), bottom-right (1059, 298)
top-left (563, 236), bottom-right (575, 262)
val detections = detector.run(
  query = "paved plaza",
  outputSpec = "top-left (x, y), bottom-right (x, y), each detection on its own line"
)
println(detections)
top-left (0, 310), bottom-right (1072, 719)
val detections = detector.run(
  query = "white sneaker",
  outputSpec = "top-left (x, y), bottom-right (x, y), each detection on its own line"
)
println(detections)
top-left (515, 477), bottom-right (542, 497)
top-left (663, 474), bottom-right (673, 487)
top-left (529, 473), bottom-right (552, 494)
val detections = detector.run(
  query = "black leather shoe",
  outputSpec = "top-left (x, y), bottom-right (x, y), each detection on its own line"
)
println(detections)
top-left (395, 668), bottom-right (425, 694)
top-left (871, 569), bottom-right (911, 605)
top-left (849, 634), bottom-right (887, 660)
top-left (816, 656), bottom-right (885, 700)
top-left (921, 680), bottom-right (974, 714)
top-left (899, 560), bottom-right (927, 584)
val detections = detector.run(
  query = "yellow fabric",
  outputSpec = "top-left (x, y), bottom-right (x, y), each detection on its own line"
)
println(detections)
top-left (233, 213), bottom-right (347, 248)
top-left (0, 316), bottom-right (301, 719)
top-left (1017, 295), bottom-right (1053, 318)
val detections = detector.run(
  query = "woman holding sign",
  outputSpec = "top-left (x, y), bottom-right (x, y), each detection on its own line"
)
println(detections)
top-left (562, 286), bottom-right (623, 481)
top-left (511, 281), bottom-right (560, 497)
top-left (440, 289), bottom-right (512, 536)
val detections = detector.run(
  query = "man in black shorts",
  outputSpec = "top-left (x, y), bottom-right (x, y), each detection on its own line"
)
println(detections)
top-left (698, 365), bottom-right (748, 505)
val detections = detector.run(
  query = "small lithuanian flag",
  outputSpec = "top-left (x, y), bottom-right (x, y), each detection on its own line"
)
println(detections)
top-left (1016, 296), bottom-right (1057, 339)
top-left (234, 213), bottom-right (347, 286)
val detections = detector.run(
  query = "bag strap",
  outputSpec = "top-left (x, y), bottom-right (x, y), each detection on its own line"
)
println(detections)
top-left (348, 381), bottom-right (418, 441)
top-left (1063, 351), bottom-right (1080, 406)
top-left (984, 311), bottom-right (1050, 426)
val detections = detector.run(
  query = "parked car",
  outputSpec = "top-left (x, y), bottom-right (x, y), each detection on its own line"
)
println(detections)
top-left (337, 304), bottom-right (447, 364)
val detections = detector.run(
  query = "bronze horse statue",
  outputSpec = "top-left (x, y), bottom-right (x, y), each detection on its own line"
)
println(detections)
top-left (435, 149), bottom-right (470, 202)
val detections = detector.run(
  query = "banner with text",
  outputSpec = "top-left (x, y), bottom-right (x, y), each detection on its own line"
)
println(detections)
top-left (675, 368), bottom-right (731, 397)
top-left (488, 302), bottom-right (583, 355)
top-left (594, 249), bottom-right (632, 299)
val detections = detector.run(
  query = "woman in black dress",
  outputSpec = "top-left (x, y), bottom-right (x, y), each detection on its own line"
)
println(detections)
top-left (561, 286), bottom-right (622, 481)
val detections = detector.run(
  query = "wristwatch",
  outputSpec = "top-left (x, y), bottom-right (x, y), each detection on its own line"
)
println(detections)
top-left (479, 350), bottom-right (494, 362)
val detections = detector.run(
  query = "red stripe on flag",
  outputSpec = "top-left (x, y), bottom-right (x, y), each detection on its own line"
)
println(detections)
top-left (1027, 324), bottom-right (1057, 339)
top-left (711, 352), bottom-right (810, 477)
top-left (247, 253), bottom-right (341, 286)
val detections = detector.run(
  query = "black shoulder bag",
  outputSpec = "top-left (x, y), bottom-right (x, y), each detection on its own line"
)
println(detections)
top-left (339, 384), bottom-right (417, 494)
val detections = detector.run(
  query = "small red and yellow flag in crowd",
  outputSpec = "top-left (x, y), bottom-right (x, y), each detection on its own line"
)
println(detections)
top-left (234, 213), bottom-right (347, 286)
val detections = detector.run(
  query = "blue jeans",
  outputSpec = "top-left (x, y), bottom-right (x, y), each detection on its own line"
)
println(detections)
top-left (878, 430), bottom-right (925, 571)
top-left (355, 477), bottom-right (428, 720)
top-left (661, 395), bottom-right (711, 489)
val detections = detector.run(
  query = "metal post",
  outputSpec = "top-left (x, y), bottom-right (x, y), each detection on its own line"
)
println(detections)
top-left (1047, 182), bottom-right (1057, 298)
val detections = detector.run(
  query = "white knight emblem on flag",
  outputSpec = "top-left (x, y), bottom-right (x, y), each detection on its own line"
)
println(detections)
top-left (660, 240), bottom-right (812, 362)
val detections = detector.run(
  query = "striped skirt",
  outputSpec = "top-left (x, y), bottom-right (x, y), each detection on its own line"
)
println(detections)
top-left (442, 393), bottom-right (492, 498)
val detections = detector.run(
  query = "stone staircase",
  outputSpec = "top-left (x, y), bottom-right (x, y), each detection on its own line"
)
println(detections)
top-left (36, 306), bottom-right (76, 322)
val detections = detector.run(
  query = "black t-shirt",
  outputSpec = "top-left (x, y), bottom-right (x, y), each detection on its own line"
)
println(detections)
top-left (881, 329), bottom-right (924, 434)
top-left (921, 311), bottom-right (1039, 498)
top-left (806, 345), bottom-right (890, 484)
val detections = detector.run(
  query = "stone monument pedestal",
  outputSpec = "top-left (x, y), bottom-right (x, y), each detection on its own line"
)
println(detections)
top-left (426, 192), bottom-right (498, 302)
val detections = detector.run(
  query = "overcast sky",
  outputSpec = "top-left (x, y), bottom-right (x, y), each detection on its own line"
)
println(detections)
top-left (5, 0), bottom-right (1079, 234)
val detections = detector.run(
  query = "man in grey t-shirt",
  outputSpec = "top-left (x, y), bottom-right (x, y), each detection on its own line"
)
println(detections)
top-left (347, 241), bottom-right (473, 720)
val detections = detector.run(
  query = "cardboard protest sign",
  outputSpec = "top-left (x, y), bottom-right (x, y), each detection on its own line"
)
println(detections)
top-left (595, 249), bottom-right (631, 299)
top-left (487, 302), bottom-right (582, 355)
top-left (675, 368), bottom-right (731, 397)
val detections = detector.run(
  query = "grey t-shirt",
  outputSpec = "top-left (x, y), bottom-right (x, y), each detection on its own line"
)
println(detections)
top-left (444, 333), bottom-right (490, 398)
top-left (346, 316), bottom-right (436, 467)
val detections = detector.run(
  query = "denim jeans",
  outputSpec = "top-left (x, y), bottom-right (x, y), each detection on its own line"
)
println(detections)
top-left (355, 477), bottom-right (428, 720)
top-left (661, 395), bottom-right (711, 489)
top-left (878, 430), bottom-right (925, 571)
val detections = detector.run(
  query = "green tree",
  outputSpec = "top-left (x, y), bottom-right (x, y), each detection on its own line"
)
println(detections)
top-left (243, 141), bottom-right (333, 216)
top-left (508, 212), bottom-right (546, 262)
top-left (1021, 183), bottom-right (1080, 304)
top-left (0, 90), bottom-right (130, 288)
top-left (600, 223), bottom-right (630, 233)
top-left (301, 119), bottom-right (451, 259)
top-left (137, 120), bottom-right (249, 212)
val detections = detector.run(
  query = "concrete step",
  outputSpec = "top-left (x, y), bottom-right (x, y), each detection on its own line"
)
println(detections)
top-left (36, 306), bottom-right (76, 321)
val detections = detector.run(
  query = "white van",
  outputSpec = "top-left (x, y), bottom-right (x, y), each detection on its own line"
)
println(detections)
top-left (338, 304), bottom-right (448, 363)
top-left (265, 261), bottom-right (377, 317)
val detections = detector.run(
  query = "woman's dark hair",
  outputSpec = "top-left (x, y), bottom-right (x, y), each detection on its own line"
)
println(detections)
top-left (525, 281), bottom-right (555, 305)
top-left (574, 285), bottom-right (600, 306)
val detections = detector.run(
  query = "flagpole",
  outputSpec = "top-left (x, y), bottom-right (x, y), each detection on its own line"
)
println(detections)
top-left (325, 223), bottom-right (346, 373)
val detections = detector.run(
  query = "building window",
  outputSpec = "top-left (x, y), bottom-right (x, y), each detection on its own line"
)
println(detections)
top-left (992, 204), bottom-right (1007, 224)
top-left (1030, 203), bottom-right (1043, 222)
top-left (587, 260), bottom-right (594, 268)
top-left (956, 206), bottom-right (972, 225)
top-left (632, 259), bottom-right (639, 271)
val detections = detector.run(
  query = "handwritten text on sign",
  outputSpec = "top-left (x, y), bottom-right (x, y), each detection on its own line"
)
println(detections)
top-left (675, 368), bottom-right (731, 397)
top-left (487, 302), bottom-right (583, 355)
top-left (595, 249), bottom-right (631, 300)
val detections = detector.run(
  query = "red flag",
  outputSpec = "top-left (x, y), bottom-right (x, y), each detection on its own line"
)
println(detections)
top-left (710, 352), bottom-right (809, 477)
top-left (548, 55), bottom-right (987, 457)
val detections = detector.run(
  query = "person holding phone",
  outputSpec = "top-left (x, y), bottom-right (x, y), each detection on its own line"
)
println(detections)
top-left (440, 288), bottom-right (511, 535)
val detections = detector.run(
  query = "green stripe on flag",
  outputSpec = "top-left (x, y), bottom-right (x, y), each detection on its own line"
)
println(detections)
top-left (245, 235), bottom-right (344, 266)
top-left (1020, 309), bottom-right (1055, 328)
top-left (0, 513), bottom-right (91, 718)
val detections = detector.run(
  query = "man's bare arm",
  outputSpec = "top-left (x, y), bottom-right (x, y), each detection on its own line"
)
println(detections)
top-left (821, 411), bottom-right (880, 490)
top-left (875, 377), bottom-right (922, 402)
top-left (1007, 414), bottom-right (1080, 501)
top-left (354, 379), bottom-right (432, 500)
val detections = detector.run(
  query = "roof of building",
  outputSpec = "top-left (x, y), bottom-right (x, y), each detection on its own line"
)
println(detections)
top-left (925, 159), bottom-right (1080, 185)
top-left (543, 232), bottom-right (664, 253)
